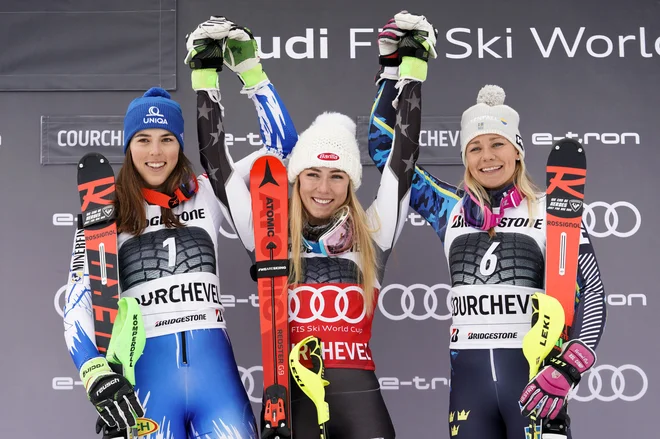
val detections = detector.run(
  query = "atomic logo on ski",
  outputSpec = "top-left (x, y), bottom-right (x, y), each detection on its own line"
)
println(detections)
top-left (259, 161), bottom-right (280, 188)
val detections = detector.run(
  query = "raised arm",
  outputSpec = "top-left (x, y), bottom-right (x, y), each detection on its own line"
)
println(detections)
top-left (185, 18), bottom-right (298, 257)
top-left (369, 13), bottom-right (461, 244)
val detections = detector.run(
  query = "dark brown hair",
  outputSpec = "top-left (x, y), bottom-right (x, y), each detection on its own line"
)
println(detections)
top-left (115, 148), bottom-right (196, 235)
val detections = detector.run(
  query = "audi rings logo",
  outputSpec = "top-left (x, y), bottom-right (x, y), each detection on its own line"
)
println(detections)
top-left (570, 364), bottom-right (648, 402)
top-left (378, 283), bottom-right (452, 321)
top-left (583, 201), bottom-right (641, 238)
top-left (238, 365), bottom-right (263, 403)
top-left (289, 285), bottom-right (366, 324)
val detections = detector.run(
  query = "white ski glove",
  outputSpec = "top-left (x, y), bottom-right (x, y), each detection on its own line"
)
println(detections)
top-left (394, 11), bottom-right (438, 82)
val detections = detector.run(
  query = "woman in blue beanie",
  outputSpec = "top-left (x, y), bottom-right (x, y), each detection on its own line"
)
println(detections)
top-left (62, 17), bottom-right (298, 439)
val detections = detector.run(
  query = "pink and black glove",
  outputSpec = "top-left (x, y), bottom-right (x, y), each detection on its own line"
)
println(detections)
top-left (519, 339), bottom-right (596, 420)
top-left (375, 15), bottom-right (406, 84)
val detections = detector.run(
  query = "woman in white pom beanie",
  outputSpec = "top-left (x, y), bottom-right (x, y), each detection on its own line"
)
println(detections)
top-left (284, 85), bottom-right (421, 436)
top-left (369, 82), bottom-right (606, 439)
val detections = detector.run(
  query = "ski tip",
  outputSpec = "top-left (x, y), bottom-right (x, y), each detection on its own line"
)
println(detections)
top-left (78, 152), bottom-right (111, 168)
top-left (551, 138), bottom-right (585, 154)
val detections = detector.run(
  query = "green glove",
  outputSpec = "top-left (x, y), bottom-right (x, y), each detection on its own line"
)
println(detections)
top-left (185, 17), bottom-right (231, 91)
top-left (190, 69), bottom-right (220, 92)
top-left (398, 31), bottom-right (436, 82)
top-left (106, 297), bottom-right (146, 386)
top-left (223, 27), bottom-right (269, 90)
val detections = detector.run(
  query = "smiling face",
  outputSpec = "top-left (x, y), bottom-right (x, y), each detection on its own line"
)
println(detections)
top-left (465, 134), bottom-right (520, 190)
top-left (298, 167), bottom-right (350, 224)
top-left (128, 128), bottom-right (180, 189)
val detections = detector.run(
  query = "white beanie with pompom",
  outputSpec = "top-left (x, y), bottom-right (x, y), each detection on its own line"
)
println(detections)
top-left (287, 112), bottom-right (362, 189)
top-left (459, 84), bottom-right (524, 166)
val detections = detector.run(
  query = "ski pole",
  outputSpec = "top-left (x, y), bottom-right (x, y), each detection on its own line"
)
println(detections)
top-left (521, 293), bottom-right (564, 439)
top-left (290, 336), bottom-right (330, 439)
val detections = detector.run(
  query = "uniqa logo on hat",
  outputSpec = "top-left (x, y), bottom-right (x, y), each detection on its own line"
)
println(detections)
top-left (317, 153), bottom-right (339, 161)
top-left (144, 106), bottom-right (168, 125)
top-left (500, 118), bottom-right (508, 125)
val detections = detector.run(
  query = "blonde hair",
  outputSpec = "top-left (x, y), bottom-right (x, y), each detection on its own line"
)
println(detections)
top-left (462, 157), bottom-right (541, 237)
top-left (289, 178), bottom-right (380, 315)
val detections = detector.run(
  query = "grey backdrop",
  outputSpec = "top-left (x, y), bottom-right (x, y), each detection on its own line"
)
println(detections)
top-left (1, 0), bottom-right (657, 438)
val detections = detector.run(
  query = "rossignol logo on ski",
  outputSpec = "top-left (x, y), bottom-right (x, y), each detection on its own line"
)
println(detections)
top-left (78, 176), bottom-right (115, 212)
top-left (547, 220), bottom-right (581, 228)
top-left (143, 106), bottom-right (168, 125)
top-left (569, 200), bottom-right (583, 211)
top-left (546, 166), bottom-right (586, 199)
top-left (85, 229), bottom-right (117, 241)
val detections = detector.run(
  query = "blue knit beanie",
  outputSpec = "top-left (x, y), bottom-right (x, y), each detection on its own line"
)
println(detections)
top-left (123, 87), bottom-right (184, 154)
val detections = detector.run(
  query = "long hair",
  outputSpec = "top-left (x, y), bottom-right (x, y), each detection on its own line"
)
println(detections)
top-left (289, 178), bottom-right (380, 315)
top-left (115, 148), bottom-right (196, 236)
top-left (462, 157), bottom-right (541, 237)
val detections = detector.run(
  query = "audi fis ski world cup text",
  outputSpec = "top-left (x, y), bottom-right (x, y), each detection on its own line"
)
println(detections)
top-left (226, 26), bottom-right (660, 59)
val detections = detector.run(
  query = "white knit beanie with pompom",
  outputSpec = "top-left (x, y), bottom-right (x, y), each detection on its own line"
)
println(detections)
top-left (459, 84), bottom-right (524, 166)
top-left (287, 112), bottom-right (362, 189)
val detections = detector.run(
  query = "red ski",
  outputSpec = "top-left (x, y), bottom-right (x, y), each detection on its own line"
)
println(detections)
top-left (250, 155), bottom-right (291, 439)
top-left (77, 152), bottom-right (120, 355)
top-left (544, 138), bottom-right (586, 348)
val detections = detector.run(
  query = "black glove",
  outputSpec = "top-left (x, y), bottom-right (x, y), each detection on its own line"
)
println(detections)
top-left (89, 373), bottom-right (144, 432)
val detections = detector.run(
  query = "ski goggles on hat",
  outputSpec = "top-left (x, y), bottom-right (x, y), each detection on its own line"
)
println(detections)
top-left (302, 206), bottom-right (354, 256)
top-left (142, 175), bottom-right (199, 209)
top-left (461, 185), bottom-right (523, 231)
